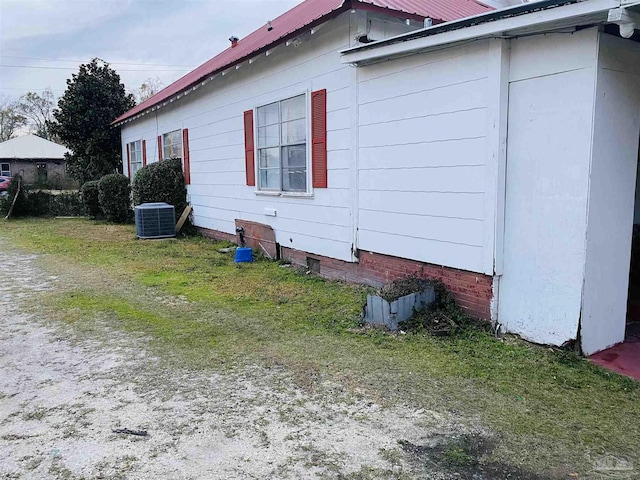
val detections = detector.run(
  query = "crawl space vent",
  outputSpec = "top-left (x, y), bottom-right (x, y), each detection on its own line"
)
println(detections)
top-left (135, 203), bottom-right (176, 239)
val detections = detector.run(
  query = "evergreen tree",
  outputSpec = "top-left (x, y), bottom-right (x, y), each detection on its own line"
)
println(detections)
top-left (49, 58), bottom-right (135, 184)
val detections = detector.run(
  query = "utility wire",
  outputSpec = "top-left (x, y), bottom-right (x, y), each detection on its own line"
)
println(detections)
top-left (0, 55), bottom-right (195, 68)
top-left (0, 64), bottom-right (191, 72)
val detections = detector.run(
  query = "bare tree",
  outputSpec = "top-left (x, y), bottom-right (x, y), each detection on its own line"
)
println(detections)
top-left (0, 95), bottom-right (27, 142)
top-left (134, 77), bottom-right (164, 104)
top-left (17, 88), bottom-right (55, 139)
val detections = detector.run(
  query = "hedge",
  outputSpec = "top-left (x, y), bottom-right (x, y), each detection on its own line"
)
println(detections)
top-left (28, 191), bottom-right (84, 217)
top-left (1, 176), bottom-right (84, 218)
top-left (98, 174), bottom-right (131, 223)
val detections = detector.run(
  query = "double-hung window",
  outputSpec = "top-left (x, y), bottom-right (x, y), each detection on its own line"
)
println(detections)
top-left (0, 163), bottom-right (10, 176)
top-left (129, 140), bottom-right (142, 177)
top-left (256, 94), bottom-right (307, 192)
top-left (162, 130), bottom-right (182, 160)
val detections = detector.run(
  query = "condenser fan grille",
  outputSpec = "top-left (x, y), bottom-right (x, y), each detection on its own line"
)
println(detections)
top-left (135, 203), bottom-right (176, 239)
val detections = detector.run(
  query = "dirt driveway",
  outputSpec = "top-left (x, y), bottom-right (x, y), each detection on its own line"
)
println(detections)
top-left (0, 241), bottom-right (476, 479)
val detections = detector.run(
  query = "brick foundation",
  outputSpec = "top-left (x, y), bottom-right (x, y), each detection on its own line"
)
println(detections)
top-left (198, 227), bottom-right (493, 320)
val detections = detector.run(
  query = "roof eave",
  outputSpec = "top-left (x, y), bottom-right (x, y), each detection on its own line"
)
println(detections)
top-left (113, 0), bottom-right (491, 128)
top-left (113, 3), bottom-right (358, 127)
top-left (340, 0), bottom-right (624, 65)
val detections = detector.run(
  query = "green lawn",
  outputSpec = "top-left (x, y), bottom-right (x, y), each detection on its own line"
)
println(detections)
top-left (1, 218), bottom-right (638, 477)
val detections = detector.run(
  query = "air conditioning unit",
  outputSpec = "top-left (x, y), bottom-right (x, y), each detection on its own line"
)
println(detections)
top-left (135, 203), bottom-right (176, 239)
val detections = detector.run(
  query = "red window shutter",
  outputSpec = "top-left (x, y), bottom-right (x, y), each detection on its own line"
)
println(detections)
top-left (126, 143), bottom-right (131, 178)
top-left (142, 139), bottom-right (147, 167)
top-left (311, 89), bottom-right (327, 188)
top-left (244, 110), bottom-right (255, 186)
top-left (157, 135), bottom-right (163, 161)
top-left (182, 128), bottom-right (191, 185)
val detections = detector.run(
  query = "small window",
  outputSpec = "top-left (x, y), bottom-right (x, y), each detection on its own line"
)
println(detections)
top-left (129, 140), bottom-right (143, 177)
top-left (0, 163), bottom-right (9, 177)
top-left (256, 94), bottom-right (307, 192)
top-left (162, 130), bottom-right (182, 160)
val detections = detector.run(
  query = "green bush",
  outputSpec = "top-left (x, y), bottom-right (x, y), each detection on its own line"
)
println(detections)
top-left (49, 192), bottom-right (84, 216)
top-left (81, 181), bottom-right (101, 219)
top-left (26, 191), bottom-right (51, 216)
top-left (98, 174), bottom-right (131, 223)
top-left (133, 158), bottom-right (187, 217)
top-left (1, 174), bottom-right (84, 218)
top-left (0, 175), bottom-right (29, 218)
top-left (27, 191), bottom-right (84, 217)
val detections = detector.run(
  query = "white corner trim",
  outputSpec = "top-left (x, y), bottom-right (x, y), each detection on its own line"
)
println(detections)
top-left (484, 38), bottom-right (510, 277)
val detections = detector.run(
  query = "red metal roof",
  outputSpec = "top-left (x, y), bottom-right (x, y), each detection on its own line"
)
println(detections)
top-left (358, 0), bottom-right (492, 22)
top-left (114, 0), bottom-right (492, 125)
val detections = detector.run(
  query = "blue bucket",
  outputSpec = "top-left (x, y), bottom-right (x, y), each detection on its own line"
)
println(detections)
top-left (234, 247), bottom-right (253, 263)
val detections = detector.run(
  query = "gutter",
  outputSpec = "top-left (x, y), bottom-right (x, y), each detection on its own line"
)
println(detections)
top-left (340, 0), bottom-right (627, 65)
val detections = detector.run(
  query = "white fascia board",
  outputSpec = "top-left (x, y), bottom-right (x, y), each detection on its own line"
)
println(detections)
top-left (340, 0), bottom-right (619, 65)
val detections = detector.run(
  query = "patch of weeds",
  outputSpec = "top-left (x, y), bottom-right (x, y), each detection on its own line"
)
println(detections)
top-left (398, 435), bottom-right (554, 480)
top-left (21, 456), bottom-right (43, 471)
top-left (296, 443), bottom-right (345, 473)
top-left (22, 407), bottom-right (47, 421)
top-left (48, 463), bottom-right (76, 480)
top-left (2, 434), bottom-right (36, 441)
top-left (399, 279), bottom-right (492, 337)
top-left (340, 465), bottom-right (411, 480)
top-left (442, 439), bottom-right (475, 467)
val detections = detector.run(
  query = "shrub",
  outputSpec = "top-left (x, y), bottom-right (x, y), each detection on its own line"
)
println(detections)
top-left (25, 191), bottom-right (51, 216)
top-left (49, 192), bottom-right (84, 216)
top-left (0, 175), bottom-right (29, 218)
top-left (133, 158), bottom-right (187, 218)
top-left (1, 174), bottom-right (84, 218)
top-left (98, 174), bottom-right (131, 223)
top-left (27, 191), bottom-right (84, 217)
top-left (81, 181), bottom-right (101, 219)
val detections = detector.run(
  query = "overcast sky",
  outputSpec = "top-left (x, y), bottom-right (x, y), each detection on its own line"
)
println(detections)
top-left (0, 0), bottom-right (301, 103)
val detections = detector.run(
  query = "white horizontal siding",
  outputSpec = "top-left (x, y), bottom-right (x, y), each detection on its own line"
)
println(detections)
top-left (356, 41), bottom-right (491, 273)
top-left (121, 14), bottom-right (355, 261)
top-left (359, 190), bottom-right (484, 220)
top-left (359, 108), bottom-right (487, 148)
top-left (509, 30), bottom-right (598, 83)
top-left (359, 230), bottom-right (484, 272)
top-left (359, 165), bottom-right (485, 193)
top-left (360, 210), bottom-right (483, 246)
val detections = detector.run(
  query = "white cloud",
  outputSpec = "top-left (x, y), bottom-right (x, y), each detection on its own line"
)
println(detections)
top-left (0, 0), bottom-right (301, 101)
top-left (0, 0), bottom-right (131, 42)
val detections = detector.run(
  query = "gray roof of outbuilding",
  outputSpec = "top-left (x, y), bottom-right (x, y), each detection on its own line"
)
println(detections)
top-left (0, 135), bottom-right (69, 160)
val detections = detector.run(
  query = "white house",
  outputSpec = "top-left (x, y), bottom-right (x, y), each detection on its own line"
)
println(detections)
top-left (115, 0), bottom-right (640, 356)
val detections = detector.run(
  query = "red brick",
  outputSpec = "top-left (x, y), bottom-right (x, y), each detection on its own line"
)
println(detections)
top-left (198, 227), bottom-right (493, 320)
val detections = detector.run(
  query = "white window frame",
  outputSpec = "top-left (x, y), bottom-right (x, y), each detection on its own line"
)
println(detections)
top-left (162, 129), bottom-right (183, 161)
top-left (129, 140), bottom-right (143, 178)
top-left (254, 90), bottom-right (312, 196)
top-left (0, 163), bottom-right (10, 177)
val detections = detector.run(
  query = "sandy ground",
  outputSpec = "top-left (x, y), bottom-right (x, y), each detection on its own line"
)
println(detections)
top-left (0, 241), bottom-right (473, 479)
